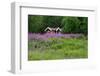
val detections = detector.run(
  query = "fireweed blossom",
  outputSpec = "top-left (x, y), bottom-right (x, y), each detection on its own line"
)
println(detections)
top-left (28, 33), bottom-right (82, 41)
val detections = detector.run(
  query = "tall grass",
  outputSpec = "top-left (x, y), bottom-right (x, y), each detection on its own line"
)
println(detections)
top-left (28, 37), bottom-right (88, 60)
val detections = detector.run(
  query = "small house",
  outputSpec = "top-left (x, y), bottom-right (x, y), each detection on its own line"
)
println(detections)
top-left (44, 27), bottom-right (62, 34)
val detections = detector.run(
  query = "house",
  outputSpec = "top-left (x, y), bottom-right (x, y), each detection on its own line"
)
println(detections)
top-left (44, 27), bottom-right (62, 34)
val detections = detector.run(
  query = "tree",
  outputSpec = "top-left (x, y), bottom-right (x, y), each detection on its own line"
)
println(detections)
top-left (28, 15), bottom-right (44, 33)
top-left (61, 17), bottom-right (80, 33)
top-left (78, 17), bottom-right (88, 34)
top-left (42, 16), bottom-right (63, 28)
top-left (28, 15), bottom-right (88, 35)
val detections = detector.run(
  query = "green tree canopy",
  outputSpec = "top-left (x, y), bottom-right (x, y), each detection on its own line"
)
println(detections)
top-left (28, 15), bottom-right (88, 35)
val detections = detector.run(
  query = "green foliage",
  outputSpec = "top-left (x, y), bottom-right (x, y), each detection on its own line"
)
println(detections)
top-left (61, 17), bottom-right (88, 34)
top-left (78, 17), bottom-right (88, 35)
top-left (28, 15), bottom-right (44, 33)
top-left (43, 16), bottom-right (63, 27)
top-left (28, 37), bottom-right (88, 60)
top-left (61, 17), bottom-right (80, 33)
top-left (28, 15), bottom-right (88, 35)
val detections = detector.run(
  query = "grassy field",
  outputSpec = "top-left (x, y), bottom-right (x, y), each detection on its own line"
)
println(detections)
top-left (28, 37), bottom-right (88, 60)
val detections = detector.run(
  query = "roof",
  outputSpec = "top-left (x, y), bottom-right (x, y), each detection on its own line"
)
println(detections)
top-left (45, 27), bottom-right (62, 31)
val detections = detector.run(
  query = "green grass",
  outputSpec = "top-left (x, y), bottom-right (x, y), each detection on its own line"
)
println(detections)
top-left (28, 37), bottom-right (88, 60)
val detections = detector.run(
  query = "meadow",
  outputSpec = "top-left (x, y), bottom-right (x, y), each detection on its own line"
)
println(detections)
top-left (28, 15), bottom-right (88, 60)
top-left (28, 35), bottom-right (88, 60)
